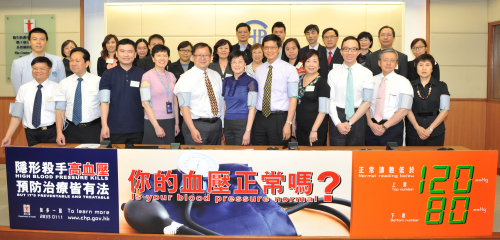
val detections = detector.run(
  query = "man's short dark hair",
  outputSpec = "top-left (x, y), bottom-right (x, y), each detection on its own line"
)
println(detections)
top-left (304, 24), bottom-right (320, 35)
top-left (262, 34), bottom-right (282, 48)
top-left (357, 31), bottom-right (373, 48)
top-left (29, 27), bottom-right (48, 41)
top-left (192, 42), bottom-right (212, 55)
top-left (378, 26), bottom-right (396, 37)
top-left (116, 38), bottom-right (136, 51)
top-left (31, 56), bottom-right (52, 68)
top-left (152, 44), bottom-right (170, 57)
top-left (228, 50), bottom-right (248, 63)
top-left (177, 41), bottom-right (193, 51)
top-left (341, 36), bottom-right (360, 49)
top-left (148, 34), bottom-right (165, 45)
top-left (272, 22), bottom-right (286, 32)
top-left (70, 47), bottom-right (91, 62)
top-left (236, 23), bottom-right (251, 32)
top-left (414, 54), bottom-right (435, 68)
top-left (322, 28), bottom-right (338, 38)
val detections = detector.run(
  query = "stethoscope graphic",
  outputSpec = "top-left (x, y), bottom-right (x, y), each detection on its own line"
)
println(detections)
top-left (121, 151), bottom-right (351, 235)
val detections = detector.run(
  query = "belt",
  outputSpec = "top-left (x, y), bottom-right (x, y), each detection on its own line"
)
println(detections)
top-left (193, 117), bottom-right (219, 123)
top-left (68, 118), bottom-right (101, 128)
top-left (417, 111), bottom-right (439, 117)
top-left (257, 110), bottom-right (288, 115)
top-left (30, 124), bottom-right (55, 131)
top-left (371, 118), bottom-right (388, 124)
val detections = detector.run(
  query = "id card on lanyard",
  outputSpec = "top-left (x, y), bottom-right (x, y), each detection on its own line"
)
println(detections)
top-left (154, 68), bottom-right (173, 114)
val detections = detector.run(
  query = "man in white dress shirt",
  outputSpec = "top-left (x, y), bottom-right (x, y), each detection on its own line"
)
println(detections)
top-left (174, 42), bottom-right (223, 145)
top-left (2, 57), bottom-right (58, 147)
top-left (55, 48), bottom-right (101, 146)
top-left (10, 28), bottom-right (65, 95)
top-left (365, 48), bottom-right (413, 146)
top-left (328, 36), bottom-right (374, 146)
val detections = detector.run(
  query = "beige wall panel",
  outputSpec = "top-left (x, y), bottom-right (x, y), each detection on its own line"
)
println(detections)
top-left (55, 32), bottom-right (80, 57)
top-left (0, 65), bottom-right (15, 97)
top-left (431, 33), bottom-right (487, 66)
top-left (0, 33), bottom-right (5, 65)
top-left (107, 6), bottom-right (141, 37)
top-left (440, 66), bottom-right (487, 99)
top-left (215, 5), bottom-right (290, 37)
top-left (366, 5), bottom-right (402, 37)
top-left (164, 37), bottom-right (216, 64)
top-left (31, 0), bottom-right (80, 33)
top-left (290, 5), bottom-right (366, 37)
top-left (430, 0), bottom-right (487, 33)
top-left (142, 5), bottom-right (215, 37)
top-left (488, 0), bottom-right (500, 23)
top-left (0, 0), bottom-right (32, 33)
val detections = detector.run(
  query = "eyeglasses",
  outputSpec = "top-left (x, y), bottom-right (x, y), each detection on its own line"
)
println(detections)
top-left (381, 59), bottom-right (397, 63)
top-left (179, 49), bottom-right (191, 53)
top-left (193, 54), bottom-right (211, 59)
top-left (412, 46), bottom-right (426, 51)
top-left (32, 67), bottom-right (49, 71)
top-left (324, 36), bottom-right (338, 40)
top-left (341, 47), bottom-right (359, 52)
top-left (263, 46), bottom-right (278, 51)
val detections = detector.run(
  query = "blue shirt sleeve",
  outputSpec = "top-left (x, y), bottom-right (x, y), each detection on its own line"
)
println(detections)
top-left (11, 59), bottom-right (22, 95)
top-left (56, 58), bottom-right (66, 82)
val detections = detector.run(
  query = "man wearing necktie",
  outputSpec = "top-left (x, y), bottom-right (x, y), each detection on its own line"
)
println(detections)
top-left (2, 57), bottom-right (58, 147)
top-left (252, 34), bottom-right (299, 145)
top-left (365, 48), bottom-right (413, 146)
top-left (55, 48), bottom-right (102, 146)
top-left (328, 36), bottom-right (374, 146)
top-left (174, 43), bottom-right (223, 145)
top-left (319, 28), bottom-right (344, 79)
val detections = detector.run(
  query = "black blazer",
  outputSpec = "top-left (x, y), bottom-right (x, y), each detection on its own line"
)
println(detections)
top-left (209, 62), bottom-right (234, 80)
top-left (97, 57), bottom-right (112, 77)
top-left (136, 55), bottom-right (173, 72)
top-left (364, 49), bottom-right (408, 78)
top-left (232, 43), bottom-right (252, 64)
top-left (407, 60), bottom-right (440, 81)
top-left (170, 60), bottom-right (194, 82)
top-left (319, 47), bottom-right (343, 79)
top-left (299, 44), bottom-right (326, 60)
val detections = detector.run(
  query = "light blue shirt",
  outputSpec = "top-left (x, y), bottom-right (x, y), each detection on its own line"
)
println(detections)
top-left (11, 52), bottom-right (66, 95)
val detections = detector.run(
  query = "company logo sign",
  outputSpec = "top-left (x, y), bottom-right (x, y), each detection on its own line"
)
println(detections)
top-left (246, 20), bottom-right (268, 44)
top-left (23, 204), bottom-right (30, 215)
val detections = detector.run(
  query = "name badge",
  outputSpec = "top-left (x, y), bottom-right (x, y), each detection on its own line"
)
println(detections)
top-left (87, 90), bottom-right (98, 96)
top-left (130, 81), bottom-right (140, 88)
top-left (106, 58), bottom-right (114, 64)
top-left (296, 62), bottom-right (303, 68)
top-left (46, 96), bottom-right (54, 101)
top-left (225, 74), bottom-right (233, 78)
top-left (305, 86), bottom-right (315, 92)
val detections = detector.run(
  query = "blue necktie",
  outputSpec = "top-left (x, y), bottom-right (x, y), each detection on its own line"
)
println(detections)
top-left (345, 67), bottom-right (355, 120)
top-left (32, 85), bottom-right (43, 128)
top-left (72, 78), bottom-right (83, 125)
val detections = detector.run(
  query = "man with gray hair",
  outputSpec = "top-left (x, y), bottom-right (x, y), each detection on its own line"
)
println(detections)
top-left (365, 48), bottom-right (413, 146)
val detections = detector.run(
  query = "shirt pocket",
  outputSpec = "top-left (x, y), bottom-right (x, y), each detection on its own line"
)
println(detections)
top-left (44, 96), bottom-right (56, 111)
top-left (388, 93), bottom-right (399, 108)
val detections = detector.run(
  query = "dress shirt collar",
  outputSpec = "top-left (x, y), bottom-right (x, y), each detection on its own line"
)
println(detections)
top-left (381, 71), bottom-right (396, 81)
top-left (73, 72), bottom-right (89, 81)
top-left (191, 65), bottom-right (208, 75)
top-left (265, 58), bottom-right (284, 69)
top-left (31, 79), bottom-right (50, 89)
top-left (341, 62), bottom-right (361, 71)
top-left (309, 43), bottom-right (319, 50)
top-left (326, 47), bottom-right (337, 56)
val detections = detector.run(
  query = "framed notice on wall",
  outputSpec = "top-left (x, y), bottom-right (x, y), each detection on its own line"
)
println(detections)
top-left (4, 14), bottom-right (55, 82)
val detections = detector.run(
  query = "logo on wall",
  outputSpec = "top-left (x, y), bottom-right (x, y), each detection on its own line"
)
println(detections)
top-left (23, 204), bottom-right (30, 215)
top-left (246, 20), bottom-right (268, 44)
top-left (24, 19), bottom-right (35, 33)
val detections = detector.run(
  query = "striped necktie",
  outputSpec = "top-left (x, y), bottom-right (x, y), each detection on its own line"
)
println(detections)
top-left (262, 65), bottom-right (273, 117)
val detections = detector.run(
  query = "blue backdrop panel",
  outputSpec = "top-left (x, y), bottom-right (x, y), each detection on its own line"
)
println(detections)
top-left (6, 147), bottom-right (119, 233)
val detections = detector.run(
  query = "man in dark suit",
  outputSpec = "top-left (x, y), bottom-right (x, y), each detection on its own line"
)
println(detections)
top-left (364, 26), bottom-right (408, 78)
top-left (137, 34), bottom-right (172, 72)
top-left (271, 22), bottom-right (287, 60)
top-left (299, 24), bottom-right (326, 59)
top-left (233, 23), bottom-right (252, 64)
top-left (171, 41), bottom-right (194, 81)
top-left (319, 28), bottom-right (343, 79)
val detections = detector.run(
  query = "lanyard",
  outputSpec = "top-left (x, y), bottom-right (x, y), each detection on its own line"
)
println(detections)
top-left (154, 67), bottom-right (170, 100)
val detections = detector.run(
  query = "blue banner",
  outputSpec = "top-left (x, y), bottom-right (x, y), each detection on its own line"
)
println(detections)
top-left (6, 147), bottom-right (119, 233)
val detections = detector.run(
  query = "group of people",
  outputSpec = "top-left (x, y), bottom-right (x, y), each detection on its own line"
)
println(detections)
top-left (1, 22), bottom-right (450, 148)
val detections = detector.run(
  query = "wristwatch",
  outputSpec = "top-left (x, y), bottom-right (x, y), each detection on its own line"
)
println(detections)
top-left (382, 124), bottom-right (388, 130)
top-left (311, 129), bottom-right (317, 132)
top-left (286, 121), bottom-right (293, 125)
top-left (428, 127), bottom-right (433, 132)
top-left (246, 129), bottom-right (251, 132)
top-left (348, 120), bottom-right (353, 126)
